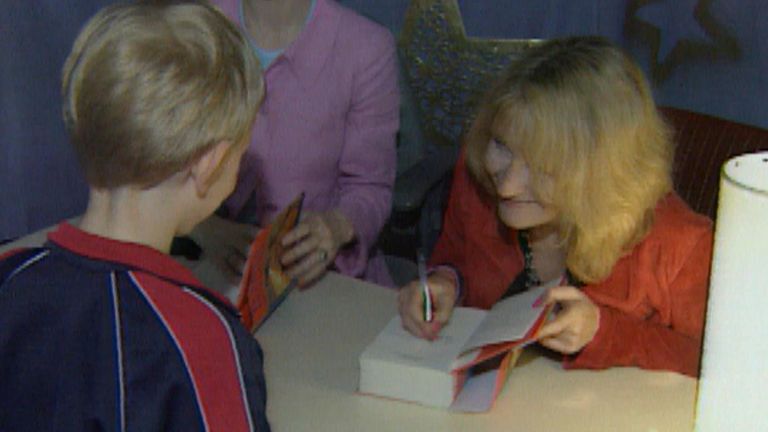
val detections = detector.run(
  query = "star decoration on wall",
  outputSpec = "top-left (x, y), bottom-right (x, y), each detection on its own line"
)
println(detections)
top-left (625, 0), bottom-right (741, 82)
top-left (399, 0), bottom-right (541, 145)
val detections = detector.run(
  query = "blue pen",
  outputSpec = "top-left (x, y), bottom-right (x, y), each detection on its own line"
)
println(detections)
top-left (417, 251), bottom-right (433, 323)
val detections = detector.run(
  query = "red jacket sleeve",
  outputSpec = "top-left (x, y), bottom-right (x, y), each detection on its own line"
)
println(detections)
top-left (565, 199), bottom-right (712, 377)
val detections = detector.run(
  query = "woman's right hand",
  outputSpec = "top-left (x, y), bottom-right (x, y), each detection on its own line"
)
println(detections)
top-left (397, 269), bottom-right (458, 340)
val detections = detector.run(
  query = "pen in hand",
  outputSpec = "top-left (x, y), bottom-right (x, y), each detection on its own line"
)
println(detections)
top-left (417, 250), bottom-right (433, 323)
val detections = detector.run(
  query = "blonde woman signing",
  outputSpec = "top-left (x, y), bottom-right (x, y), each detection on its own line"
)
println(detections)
top-left (398, 36), bottom-right (712, 377)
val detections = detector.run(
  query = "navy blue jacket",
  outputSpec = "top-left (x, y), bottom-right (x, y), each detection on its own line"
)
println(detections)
top-left (0, 223), bottom-right (270, 432)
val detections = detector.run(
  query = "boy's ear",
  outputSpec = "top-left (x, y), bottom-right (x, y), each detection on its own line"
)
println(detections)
top-left (190, 140), bottom-right (232, 197)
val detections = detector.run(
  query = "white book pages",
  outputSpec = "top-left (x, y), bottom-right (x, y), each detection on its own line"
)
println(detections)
top-left (362, 309), bottom-right (487, 372)
top-left (459, 278), bottom-right (560, 356)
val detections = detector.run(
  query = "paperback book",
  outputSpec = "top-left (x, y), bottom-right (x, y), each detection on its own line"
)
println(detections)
top-left (236, 193), bottom-right (304, 332)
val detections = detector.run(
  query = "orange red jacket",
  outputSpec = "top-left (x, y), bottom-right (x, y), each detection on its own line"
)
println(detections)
top-left (430, 153), bottom-right (713, 377)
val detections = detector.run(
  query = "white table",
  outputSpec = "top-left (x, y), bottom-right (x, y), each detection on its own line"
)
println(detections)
top-left (256, 272), bottom-right (696, 432)
top-left (1, 230), bottom-right (697, 431)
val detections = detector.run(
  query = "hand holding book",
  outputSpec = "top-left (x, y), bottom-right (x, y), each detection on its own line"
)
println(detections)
top-left (536, 285), bottom-right (600, 354)
top-left (280, 209), bottom-right (354, 287)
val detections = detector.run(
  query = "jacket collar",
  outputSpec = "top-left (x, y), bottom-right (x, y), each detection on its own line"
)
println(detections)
top-left (268, 0), bottom-right (340, 88)
top-left (48, 222), bottom-right (235, 311)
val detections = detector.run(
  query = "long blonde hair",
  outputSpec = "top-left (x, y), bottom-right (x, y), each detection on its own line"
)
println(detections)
top-left (465, 36), bottom-right (673, 283)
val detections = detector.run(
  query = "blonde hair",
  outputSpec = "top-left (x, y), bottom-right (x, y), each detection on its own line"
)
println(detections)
top-left (62, 0), bottom-right (263, 188)
top-left (465, 36), bottom-right (673, 283)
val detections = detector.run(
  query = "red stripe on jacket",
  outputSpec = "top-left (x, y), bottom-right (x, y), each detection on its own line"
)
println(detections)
top-left (0, 248), bottom-right (25, 262)
top-left (132, 272), bottom-right (252, 432)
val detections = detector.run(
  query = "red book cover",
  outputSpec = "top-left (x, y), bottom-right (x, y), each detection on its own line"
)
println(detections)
top-left (236, 194), bottom-right (304, 332)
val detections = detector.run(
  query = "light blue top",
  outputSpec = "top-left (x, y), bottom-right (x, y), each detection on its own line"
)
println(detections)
top-left (238, 0), bottom-right (318, 69)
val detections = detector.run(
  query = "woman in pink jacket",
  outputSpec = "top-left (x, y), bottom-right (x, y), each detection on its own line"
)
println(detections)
top-left (194, 0), bottom-right (399, 288)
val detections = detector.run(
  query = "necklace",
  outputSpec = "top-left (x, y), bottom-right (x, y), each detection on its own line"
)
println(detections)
top-left (519, 229), bottom-right (542, 290)
top-left (501, 230), bottom-right (541, 299)
top-left (503, 230), bottom-right (582, 299)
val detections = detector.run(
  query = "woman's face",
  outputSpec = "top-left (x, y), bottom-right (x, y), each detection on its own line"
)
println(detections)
top-left (484, 137), bottom-right (557, 230)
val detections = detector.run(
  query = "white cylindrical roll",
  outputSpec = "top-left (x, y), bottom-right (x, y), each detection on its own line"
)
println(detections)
top-left (696, 151), bottom-right (768, 431)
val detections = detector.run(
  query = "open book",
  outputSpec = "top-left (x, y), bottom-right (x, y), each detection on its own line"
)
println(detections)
top-left (236, 193), bottom-right (304, 332)
top-left (359, 281), bottom-right (557, 412)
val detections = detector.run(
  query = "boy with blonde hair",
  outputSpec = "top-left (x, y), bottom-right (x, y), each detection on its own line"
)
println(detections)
top-left (0, 2), bottom-right (269, 430)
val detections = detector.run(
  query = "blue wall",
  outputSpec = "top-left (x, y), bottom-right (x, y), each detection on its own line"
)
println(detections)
top-left (1, 0), bottom-right (766, 240)
top-left (342, 0), bottom-right (768, 129)
top-left (1, 1), bottom-right (114, 240)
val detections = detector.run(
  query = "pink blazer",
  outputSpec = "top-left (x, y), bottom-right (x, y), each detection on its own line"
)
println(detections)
top-left (213, 0), bottom-right (400, 285)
